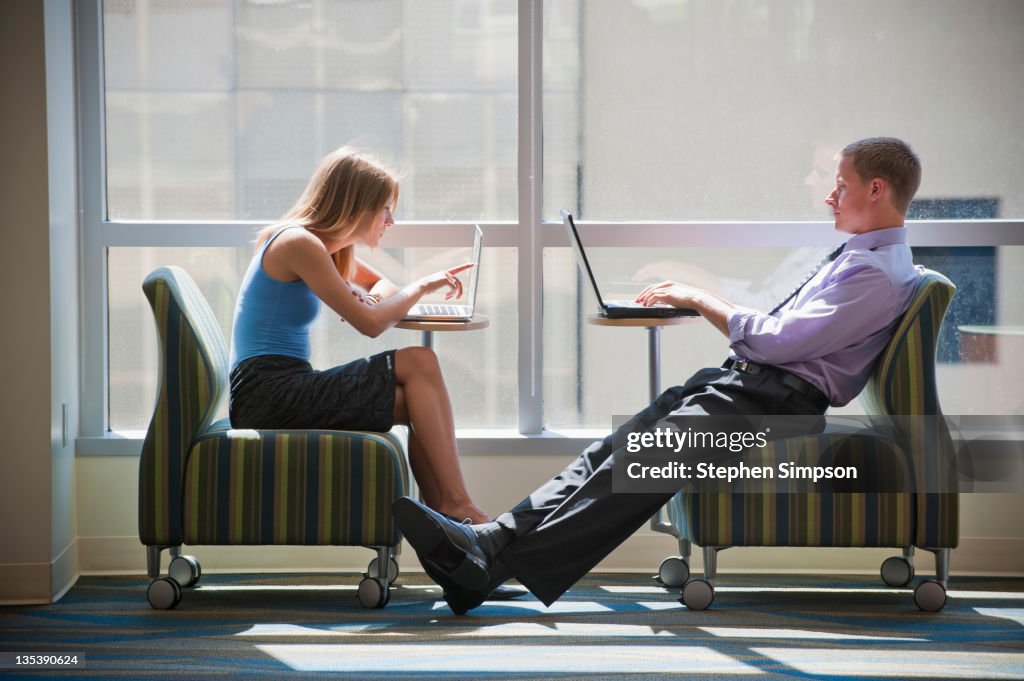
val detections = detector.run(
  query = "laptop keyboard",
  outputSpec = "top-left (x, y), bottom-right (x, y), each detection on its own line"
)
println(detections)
top-left (416, 304), bottom-right (467, 316)
top-left (609, 299), bottom-right (672, 308)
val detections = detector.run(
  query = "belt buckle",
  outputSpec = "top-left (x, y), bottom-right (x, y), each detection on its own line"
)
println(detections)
top-left (734, 360), bottom-right (751, 373)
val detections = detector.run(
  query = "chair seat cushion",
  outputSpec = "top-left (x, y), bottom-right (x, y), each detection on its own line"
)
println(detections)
top-left (181, 421), bottom-right (409, 546)
top-left (668, 426), bottom-right (915, 548)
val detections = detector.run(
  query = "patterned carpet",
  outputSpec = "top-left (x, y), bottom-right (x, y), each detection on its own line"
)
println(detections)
top-left (1, 572), bottom-right (1023, 679)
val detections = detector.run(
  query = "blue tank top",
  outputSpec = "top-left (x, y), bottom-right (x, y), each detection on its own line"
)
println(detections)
top-left (229, 226), bottom-right (322, 370)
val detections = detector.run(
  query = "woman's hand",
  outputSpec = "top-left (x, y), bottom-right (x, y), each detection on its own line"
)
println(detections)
top-left (416, 262), bottom-right (474, 300)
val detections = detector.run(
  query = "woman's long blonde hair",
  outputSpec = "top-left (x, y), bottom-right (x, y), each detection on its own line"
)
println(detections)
top-left (256, 147), bottom-right (400, 280)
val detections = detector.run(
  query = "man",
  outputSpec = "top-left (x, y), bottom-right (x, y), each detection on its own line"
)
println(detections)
top-left (394, 137), bottom-right (924, 614)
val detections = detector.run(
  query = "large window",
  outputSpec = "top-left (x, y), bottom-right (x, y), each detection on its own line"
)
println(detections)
top-left (99, 0), bottom-right (518, 430)
top-left (539, 0), bottom-right (1024, 426)
top-left (81, 1), bottom-right (1024, 441)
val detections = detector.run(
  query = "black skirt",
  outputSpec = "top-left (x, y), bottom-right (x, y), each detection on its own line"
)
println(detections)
top-left (229, 351), bottom-right (397, 432)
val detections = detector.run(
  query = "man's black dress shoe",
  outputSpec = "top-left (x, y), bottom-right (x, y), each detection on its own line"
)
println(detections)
top-left (393, 497), bottom-right (491, 591)
top-left (418, 555), bottom-right (528, 614)
top-left (489, 584), bottom-right (529, 600)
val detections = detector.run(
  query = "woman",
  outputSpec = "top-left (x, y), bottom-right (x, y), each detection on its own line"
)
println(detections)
top-left (229, 147), bottom-right (488, 524)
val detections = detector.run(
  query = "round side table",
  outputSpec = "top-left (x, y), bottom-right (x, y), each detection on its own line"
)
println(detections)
top-left (396, 314), bottom-right (490, 350)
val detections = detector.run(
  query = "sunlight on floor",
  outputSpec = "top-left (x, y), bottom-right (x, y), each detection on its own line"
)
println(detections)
top-left (254, 641), bottom-right (1024, 677)
top-left (256, 643), bottom-right (760, 674)
top-left (240, 623), bottom-right (409, 637)
top-left (430, 600), bottom-right (612, 614)
top-left (751, 648), bottom-right (1024, 679)
top-left (235, 584), bottom-right (1024, 677)
top-left (603, 585), bottom-right (911, 594)
top-left (604, 584), bottom-right (1024, 601)
top-left (700, 627), bottom-right (926, 642)
top-left (452, 622), bottom-right (675, 638)
top-left (974, 608), bottom-right (1024, 626)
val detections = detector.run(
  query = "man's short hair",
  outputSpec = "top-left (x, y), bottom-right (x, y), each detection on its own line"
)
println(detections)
top-left (841, 137), bottom-right (922, 215)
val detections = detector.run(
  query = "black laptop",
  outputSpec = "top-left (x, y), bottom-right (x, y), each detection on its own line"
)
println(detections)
top-left (561, 210), bottom-right (699, 319)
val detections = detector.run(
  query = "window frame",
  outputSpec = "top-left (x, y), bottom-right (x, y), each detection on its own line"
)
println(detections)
top-left (75, 0), bottom-right (1024, 455)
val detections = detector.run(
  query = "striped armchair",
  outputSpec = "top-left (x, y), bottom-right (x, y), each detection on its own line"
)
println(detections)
top-left (658, 269), bottom-right (957, 611)
top-left (140, 266), bottom-right (410, 610)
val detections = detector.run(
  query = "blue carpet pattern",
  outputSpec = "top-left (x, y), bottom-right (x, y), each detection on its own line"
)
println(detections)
top-left (1, 573), bottom-right (1022, 679)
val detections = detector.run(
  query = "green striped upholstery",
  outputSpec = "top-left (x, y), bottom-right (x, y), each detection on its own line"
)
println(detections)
top-left (139, 266), bottom-right (409, 551)
top-left (862, 270), bottom-right (958, 548)
top-left (183, 422), bottom-right (406, 546)
top-left (668, 269), bottom-right (956, 551)
top-left (140, 267), bottom-right (228, 546)
top-left (668, 431), bottom-right (914, 546)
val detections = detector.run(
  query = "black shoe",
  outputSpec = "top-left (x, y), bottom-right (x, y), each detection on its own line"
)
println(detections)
top-left (488, 584), bottom-right (529, 600)
top-left (393, 497), bottom-right (491, 592)
top-left (418, 552), bottom-right (527, 614)
top-left (442, 584), bottom-right (491, 615)
top-left (415, 556), bottom-right (487, 615)
top-left (436, 570), bottom-right (529, 615)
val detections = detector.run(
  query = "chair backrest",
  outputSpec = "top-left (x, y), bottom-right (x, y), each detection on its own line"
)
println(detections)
top-left (861, 269), bottom-right (956, 419)
top-left (139, 266), bottom-right (230, 546)
top-left (860, 268), bottom-right (959, 547)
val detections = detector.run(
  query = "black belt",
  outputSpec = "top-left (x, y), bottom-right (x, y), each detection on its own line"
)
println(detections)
top-left (722, 358), bottom-right (830, 409)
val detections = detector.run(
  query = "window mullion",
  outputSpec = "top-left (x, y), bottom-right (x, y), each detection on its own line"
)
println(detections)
top-left (517, 0), bottom-right (544, 434)
top-left (77, 1), bottom-right (108, 437)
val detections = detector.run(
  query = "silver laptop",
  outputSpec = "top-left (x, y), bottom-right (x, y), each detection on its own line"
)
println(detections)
top-left (403, 225), bottom-right (482, 321)
top-left (561, 210), bottom-right (697, 319)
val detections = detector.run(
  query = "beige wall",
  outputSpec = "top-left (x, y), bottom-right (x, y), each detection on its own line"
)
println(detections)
top-left (0, 0), bottom-right (53, 589)
top-left (0, 0), bottom-right (79, 604)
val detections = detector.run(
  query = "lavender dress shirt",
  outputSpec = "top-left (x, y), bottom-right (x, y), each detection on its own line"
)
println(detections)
top-left (727, 227), bottom-right (922, 407)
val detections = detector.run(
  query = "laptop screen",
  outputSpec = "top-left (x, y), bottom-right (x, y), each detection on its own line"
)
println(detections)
top-left (465, 224), bottom-right (483, 311)
top-left (561, 210), bottom-right (607, 310)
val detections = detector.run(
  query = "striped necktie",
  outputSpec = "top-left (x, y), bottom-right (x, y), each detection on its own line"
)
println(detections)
top-left (767, 243), bottom-right (846, 315)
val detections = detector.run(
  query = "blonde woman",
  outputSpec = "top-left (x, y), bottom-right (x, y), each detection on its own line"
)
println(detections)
top-left (229, 147), bottom-right (488, 524)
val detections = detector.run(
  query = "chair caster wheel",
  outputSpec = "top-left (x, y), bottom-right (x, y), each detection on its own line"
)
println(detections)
top-left (681, 578), bottom-right (714, 610)
top-left (358, 577), bottom-right (390, 609)
top-left (367, 556), bottom-right (399, 583)
top-left (169, 555), bottom-right (202, 588)
top-left (658, 556), bottom-right (690, 588)
top-left (880, 555), bottom-right (914, 587)
top-left (914, 579), bottom-right (947, 612)
top-left (147, 577), bottom-right (182, 610)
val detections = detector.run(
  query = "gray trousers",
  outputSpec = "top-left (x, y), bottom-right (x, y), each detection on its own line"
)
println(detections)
top-left (495, 365), bottom-right (828, 605)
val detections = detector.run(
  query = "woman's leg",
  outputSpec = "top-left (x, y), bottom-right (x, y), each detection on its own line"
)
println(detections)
top-left (404, 427), bottom-right (442, 510)
top-left (392, 347), bottom-right (489, 523)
